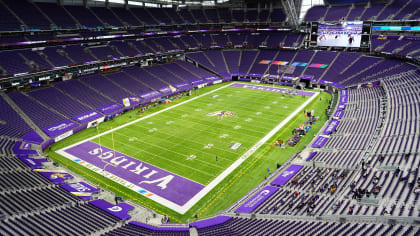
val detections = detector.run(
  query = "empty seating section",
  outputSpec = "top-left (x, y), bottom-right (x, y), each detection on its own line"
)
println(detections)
top-left (0, 96), bottom-right (33, 138)
top-left (130, 8), bottom-right (156, 25)
top-left (372, 36), bottom-right (420, 59)
top-left (90, 7), bottom-right (122, 27)
top-left (4, 0), bottom-right (51, 30)
top-left (43, 47), bottom-right (73, 67)
top-left (1, 203), bottom-right (120, 235)
top-left (55, 79), bottom-right (113, 109)
top-left (112, 8), bottom-right (141, 26)
top-left (133, 67), bottom-right (169, 89)
top-left (63, 45), bottom-right (96, 64)
top-left (248, 50), bottom-right (278, 75)
top-left (239, 50), bottom-right (258, 73)
top-left (303, 51), bottom-right (338, 78)
top-left (8, 91), bottom-right (66, 129)
top-left (19, 50), bottom-right (52, 70)
top-left (196, 218), bottom-right (415, 236)
top-left (35, 3), bottom-right (76, 29)
top-left (28, 87), bottom-right (92, 118)
top-left (223, 50), bottom-right (240, 74)
top-left (374, 71), bottom-right (420, 155)
top-left (64, 5), bottom-right (103, 28)
top-left (145, 65), bottom-right (184, 85)
top-left (83, 74), bottom-right (133, 101)
top-left (0, 50), bottom-right (33, 75)
top-left (89, 45), bottom-right (121, 60)
top-left (106, 71), bottom-right (150, 95)
top-left (267, 50), bottom-right (297, 75)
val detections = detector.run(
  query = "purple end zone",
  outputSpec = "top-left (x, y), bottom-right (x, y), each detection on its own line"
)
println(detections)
top-left (230, 83), bottom-right (315, 96)
top-left (235, 186), bottom-right (278, 213)
top-left (61, 141), bottom-right (205, 206)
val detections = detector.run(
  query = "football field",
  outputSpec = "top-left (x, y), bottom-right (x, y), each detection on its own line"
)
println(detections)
top-left (57, 82), bottom-right (318, 214)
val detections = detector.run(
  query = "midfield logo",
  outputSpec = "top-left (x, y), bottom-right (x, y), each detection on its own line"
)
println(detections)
top-left (206, 111), bottom-right (236, 120)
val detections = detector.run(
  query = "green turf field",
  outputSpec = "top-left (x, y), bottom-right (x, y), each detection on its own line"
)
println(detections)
top-left (92, 84), bottom-right (311, 185)
top-left (47, 82), bottom-right (332, 222)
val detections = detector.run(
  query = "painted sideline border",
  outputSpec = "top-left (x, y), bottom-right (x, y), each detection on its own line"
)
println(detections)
top-left (57, 82), bottom-right (319, 214)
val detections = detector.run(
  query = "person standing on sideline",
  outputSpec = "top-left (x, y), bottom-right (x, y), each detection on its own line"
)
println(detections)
top-left (216, 156), bottom-right (218, 161)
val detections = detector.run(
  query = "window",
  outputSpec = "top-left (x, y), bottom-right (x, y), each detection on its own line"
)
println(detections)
top-left (299, 0), bottom-right (324, 22)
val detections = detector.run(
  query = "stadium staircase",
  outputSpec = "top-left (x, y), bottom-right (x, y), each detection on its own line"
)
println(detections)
top-left (339, 54), bottom-right (363, 76)
top-left (102, 74), bottom-right (137, 95)
top-left (375, 1), bottom-right (392, 21)
top-left (53, 84), bottom-right (98, 111)
top-left (221, 50), bottom-right (230, 74)
top-left (360, 63), bottom-right (405, 84)
top-left (375, 40), bottom-right (390, 51)
top-left (357, 4), bottom-right (370, 21)
top-left (319, 52), bottom-right (342, 81)
top-left (31, 1), bottom-right (55, 28)
top-left (0, 0), bottom-right (25, 28)
top-left (341, 58), bottom-right (385, 84)
top-left (246, 50), bottom-right (260, 75)
top-left (0, 92), bottom-right (48, 141)
top-left (344, 4), bottom-right (353, 20)
top-left (62, 6), bottom-right (81, 26)
top-left (23, 91), bottom-right (72, 121)
top-left (407, 47), bottom-right (420, 57)
top-left (280, 50), bottom-right (299, 79)
top-left (144, 8), bottom-right (161, 25)
top-left (18, 53), bottom-right (38, 71)
top-left (162, 66), bottom-right (190, 82)
top-left (123, 71), bottom-right (155, 90)
top-left (84, 47), bottom-right (100, 61)
top-left (109, 9), bottom-right (125, 27)
top-left (58, 49), bottom-right (76, 64)
top-left (88, 8), bottom-right (106, 27)
top-left (321, 5), bottom-right (330, 22)
top-left (78, 79), bottom-right (119, 104)
top-left (263, 50), bottom-right (280, 76)
top-left (38, 51), bottom-right (56, 68)
top-left (294, 34), bottom-right (304, 47)
top-left (128, 9), bottom-right (144, 26)
top-left (280, 34), bottom-right (288, 47)
top-left (126, 41), bottom-right (142, 54)
top-left (300, 50), bottom-right (318, 77)
top-left (393, 41), bottom-right (413, 54)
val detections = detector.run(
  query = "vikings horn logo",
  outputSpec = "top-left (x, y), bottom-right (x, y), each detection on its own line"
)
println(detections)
top-left (50, 173), bottom-right (67, 179)
top-left (206, 111), bottom-right (236, 120)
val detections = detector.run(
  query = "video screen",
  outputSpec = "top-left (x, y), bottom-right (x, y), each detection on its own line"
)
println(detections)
top-left (317, 21), bottom-right (363, 47)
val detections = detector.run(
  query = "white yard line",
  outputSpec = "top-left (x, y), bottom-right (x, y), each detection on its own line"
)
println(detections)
top-left (57, 82), bottom-right (319, 214)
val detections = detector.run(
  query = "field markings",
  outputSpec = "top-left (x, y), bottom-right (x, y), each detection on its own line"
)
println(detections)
top-left (58, 83), bottom-right (234, 151)
top-left (180, 89), bottom-right (319, 213)
top-left (57, 82), bottom-right (319, 214)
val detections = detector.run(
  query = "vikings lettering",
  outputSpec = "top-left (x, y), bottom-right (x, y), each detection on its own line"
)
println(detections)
top-left (88, 147), bottom-right (174, 190)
